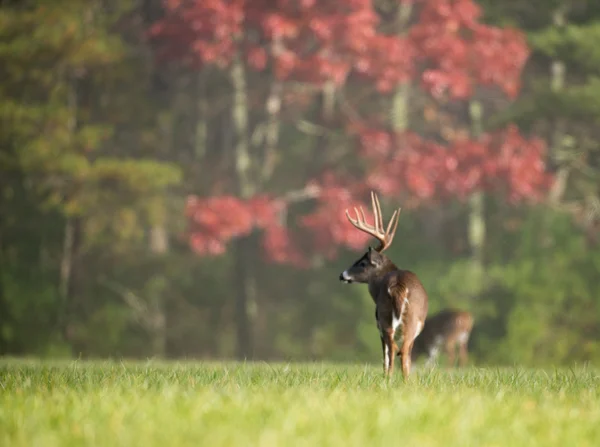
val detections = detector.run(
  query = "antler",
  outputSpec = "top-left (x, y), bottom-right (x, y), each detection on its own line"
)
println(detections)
top-left (345, 191), bottom-right (401, 253)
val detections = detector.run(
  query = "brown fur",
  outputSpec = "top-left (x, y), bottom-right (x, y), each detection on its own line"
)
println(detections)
top-left (341, 248), bottom-right (429, 378)
top-left (339, 192), bottom-right (429, 378)
top-left (378, 268), bottom-right (429, 377)
top-left (411, 309), bottom-right (474, 367)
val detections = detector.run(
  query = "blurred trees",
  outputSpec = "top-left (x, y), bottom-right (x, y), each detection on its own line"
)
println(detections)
top-left (474, 0), bottom-right (600, 365)
top-left (153, 0), bottom-right (551, 359)
top-left (0, 0), bottom-right (180, 356)
top-left (0, 0), bottom-right (598, 367)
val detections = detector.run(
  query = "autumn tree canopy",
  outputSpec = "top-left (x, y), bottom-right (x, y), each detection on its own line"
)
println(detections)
top-left (3, 0), bottom-right (600, 366)
top-left (151, 0), bottom-right (553, 265)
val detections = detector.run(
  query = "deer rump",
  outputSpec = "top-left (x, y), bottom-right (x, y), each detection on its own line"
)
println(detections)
top-left (410, 309), bottom-right (474, 367)
top-left (378, 270), bottom-right (428, 337)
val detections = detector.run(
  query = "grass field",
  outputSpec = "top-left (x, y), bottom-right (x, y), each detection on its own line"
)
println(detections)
top-left (1, 359), bottom-right (599, 446)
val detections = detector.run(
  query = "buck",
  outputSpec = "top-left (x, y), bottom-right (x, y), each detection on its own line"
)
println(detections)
top-left (339, 192), bottom-right (428, 378)
top-left (410, 309), bottom-right (474, 368)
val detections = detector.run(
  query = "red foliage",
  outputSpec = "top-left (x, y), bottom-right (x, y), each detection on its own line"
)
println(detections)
top-left (185, 195), bottom-right (253, 255)
top-left (159, 1), bottom-right (552, 264)
top-left (186, 193), bottom-right (309, 265)
top-left (150, 0), bottom-right (414, 89)
top-left (151, 0), bottom-right (528, 99)
top-left (185, 126), bottom-right (552, 262)
top-left (356, 124), bottom-right (553, 203)
top-left (262, 224), bottom-right (306, 268)
top-left (186, 185), bottom-right (391, 263)
top-left (411, 0), bottom-right (529, 99)
top-left (485, 126), bottom-right (552, 202)
top-left (300, 183), bottom-right (373, 258)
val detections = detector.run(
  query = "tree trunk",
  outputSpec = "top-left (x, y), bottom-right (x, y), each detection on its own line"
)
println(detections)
top-left (391, 0), bottom-right (413, 132)
top-left (391, 82), bottom-right (409, 132)
top-left (468, 100), bottom-right (485, 288)
top-left (468, 192), bottom-right (485, 266)
top-left (0, 174), bottom-right (10, 354)
top-left (147, 277), bottom-right (167, 359)
top-left (230, 53), bottom-right (256, 360)
top-left (305, 81), bottom-right (336, 180)
top-left (151, 318), bottom-right (166, 358)
top-left (262, 38), bottom-right (283, 181)
top-left (232, 236), bottom-right (257, 359)
top-left (548, 8), bottom-right (568, 204)
top-left (195, 72), bottom-right (208, 160)
top-left (149, 224), bottom-right (169, 255)
top-left (0, 233), bottom-right (10, 355)
top-left (58, 71), bottom-right (83, 349)
top-left (149, 224), bottom-right (168, 358)
top-left (230, 54), bottom-right (253, 197)
top-left (58, 216), bottom-right (82, 346)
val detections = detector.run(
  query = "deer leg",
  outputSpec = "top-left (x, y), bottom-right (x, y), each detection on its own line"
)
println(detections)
top-left (400, 338), bottom-right (413, 378)
top-left (383, 330), bottom-right (397, 376)
top-left (458, 340), bottom-right (469, 367)
top-left (380, 335), bottom-right (388, 375)
top-left (425, 346), bottom-right (439, 368)
top-left (445, 340), bottom-right (456, 368)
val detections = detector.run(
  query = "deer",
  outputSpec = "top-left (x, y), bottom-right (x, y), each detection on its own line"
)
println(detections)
top-left (339, 191), bottom-right (428, 378)
top-left (409, 309), bottom-right (474, 368)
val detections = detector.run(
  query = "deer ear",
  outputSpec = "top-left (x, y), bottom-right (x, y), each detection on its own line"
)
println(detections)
top-left (368, 247), bottom-right (383, 266)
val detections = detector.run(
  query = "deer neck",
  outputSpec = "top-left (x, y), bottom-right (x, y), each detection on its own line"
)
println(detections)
top-left (378, 257), bottom-right (399, 277)
top-left (367, 258), bottom-right (398, 302)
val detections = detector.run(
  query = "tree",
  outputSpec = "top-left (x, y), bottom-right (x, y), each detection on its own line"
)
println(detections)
top-left (150, 0), bottom-right (553, 359)
top-left (472, 0), bottom-right (600, 366)
top-left (482, 0), bottom-right (600, 229)
top-left (0, 0), bottom-right (181, 355)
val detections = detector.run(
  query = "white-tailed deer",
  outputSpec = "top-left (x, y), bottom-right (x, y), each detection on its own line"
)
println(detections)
top-left (410, 309), bottom-right (474, 368)
top-left (339, 192), bottom-right (429, 378)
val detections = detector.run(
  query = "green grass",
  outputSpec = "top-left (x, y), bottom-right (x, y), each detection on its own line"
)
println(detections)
top-left (1, 359), bottom-right (599, 446)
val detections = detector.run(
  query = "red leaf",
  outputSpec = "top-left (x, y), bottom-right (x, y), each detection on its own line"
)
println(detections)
top-left (247, 46), bottom-right (267, 71)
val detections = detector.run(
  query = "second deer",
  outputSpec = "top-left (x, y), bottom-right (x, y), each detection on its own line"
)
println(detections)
top-left (339, 192), bottom-right (429, 378)
top-left (410, 309), bottom-right (474, 368)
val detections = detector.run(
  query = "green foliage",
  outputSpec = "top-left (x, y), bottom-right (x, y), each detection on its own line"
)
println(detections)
top-left (1, 360), bottom-right (600, 446)
top-left (0, 0), bottom-right (182, 357)
top-left (478, 1), bottom-right (565, 30)
top-left (474, 1), bottom-right (600, 367)
top-left (493, 80), bottom-right (600, 130)
top-left (489, 212), bottom-right (600, 366)
top-left (0, 269), bottom-right (62, 355)
top-left (1, 0), bottom-right (599, 370)
top-left (531, 23), bottom-right (600, 72)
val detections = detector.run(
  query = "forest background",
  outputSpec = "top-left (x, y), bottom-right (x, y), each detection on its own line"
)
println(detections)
top-left (2, 0), bottom-right (599, 367)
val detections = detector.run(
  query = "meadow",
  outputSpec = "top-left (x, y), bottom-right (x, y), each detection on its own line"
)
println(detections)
top-left (1, 359), bottom-right (599, 447)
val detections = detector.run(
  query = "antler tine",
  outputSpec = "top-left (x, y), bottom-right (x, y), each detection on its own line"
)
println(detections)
top-left (345, 208), bottom-right (359, 226)
top-left (382, 207), bottom-right (401, 250)
top-left (359, 206), bottom-right (369, 227)
top-left (371, 191), bottom-right (380, 233)
top-left (385, 208), bottom-right (400, 236)
top-left (346, 206), bottom-right (369, 229)
top-left (354, 207), bottom-right (361, 224)
top-left (379, 196), bottom-right (386, 232)
top-left (345, 191), bottom-right (401, 252)
top-left (344, 209), bottom-right (354, 223)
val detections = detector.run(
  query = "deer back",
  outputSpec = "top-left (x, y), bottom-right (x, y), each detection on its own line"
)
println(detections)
top-left (417, 309), bottom-right (473, 349)
top-left (380, 269), bottom-right (429, 324)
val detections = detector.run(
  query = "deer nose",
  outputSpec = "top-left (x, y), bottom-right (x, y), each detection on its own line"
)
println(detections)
top-left (339, 271), bottom-right (352, 283)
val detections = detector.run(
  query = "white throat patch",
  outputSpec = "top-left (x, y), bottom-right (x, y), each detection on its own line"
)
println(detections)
top-left (341, 270), bottom-right (351, 283)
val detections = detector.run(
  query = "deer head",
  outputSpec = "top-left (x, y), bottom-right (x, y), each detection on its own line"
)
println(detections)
top-left (339, 191), bottom-right (401, 284)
